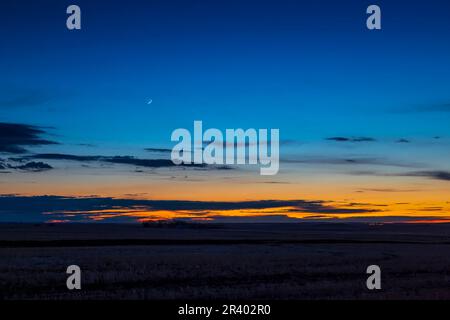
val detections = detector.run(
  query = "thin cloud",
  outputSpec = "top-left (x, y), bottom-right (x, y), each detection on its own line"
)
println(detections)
top-left (0, 158), bottom-right (53, 173)
top-left (144, 148), bottom-right (172, 153)
top-left (28, 153), bottom-right (205, 168)
top-left (401, 171), bottom-right (450, 181)
top-left (9, 161), bottom-right (53, 172)
top-left (23, 153), bottom-right (232, 170)
top-left (347, 169), bottom-right (450, 182)
top-left (357, 188), bottom-right (419, 193)
top-left (326, 137), bottom-right (376, 142)
top-left (283, 156), bottom-right (422, 168)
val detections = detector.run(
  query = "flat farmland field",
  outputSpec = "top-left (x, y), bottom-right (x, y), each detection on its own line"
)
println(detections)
top-left (0, 223), bottom-right (450, 300)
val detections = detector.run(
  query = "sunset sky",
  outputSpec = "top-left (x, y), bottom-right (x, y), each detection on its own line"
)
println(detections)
top-left (1, 0), bottom-right (450, 223)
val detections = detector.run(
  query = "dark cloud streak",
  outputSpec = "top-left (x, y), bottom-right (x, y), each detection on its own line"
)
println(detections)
top-left (326, 137), bottom-right (376, 142)
top-left (0, 123), bottom-right (58, 154)
top-left (144, 148), bottom-right (172, 153)
top-left (24, 153), bottom-right (233, 170)
top-left (0, 195), bottom-right (382, 223)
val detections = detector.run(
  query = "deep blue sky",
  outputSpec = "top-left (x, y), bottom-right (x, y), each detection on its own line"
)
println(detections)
top-left (2, 0), bottom-right (450, 151)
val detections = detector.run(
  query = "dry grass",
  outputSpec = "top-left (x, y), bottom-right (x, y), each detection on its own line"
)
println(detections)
top-left (1, 242), bottom-right (450, 299)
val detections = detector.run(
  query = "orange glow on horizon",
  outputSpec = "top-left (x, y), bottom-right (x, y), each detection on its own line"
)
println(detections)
top-left (43, 201), bottom-right (450, 223)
